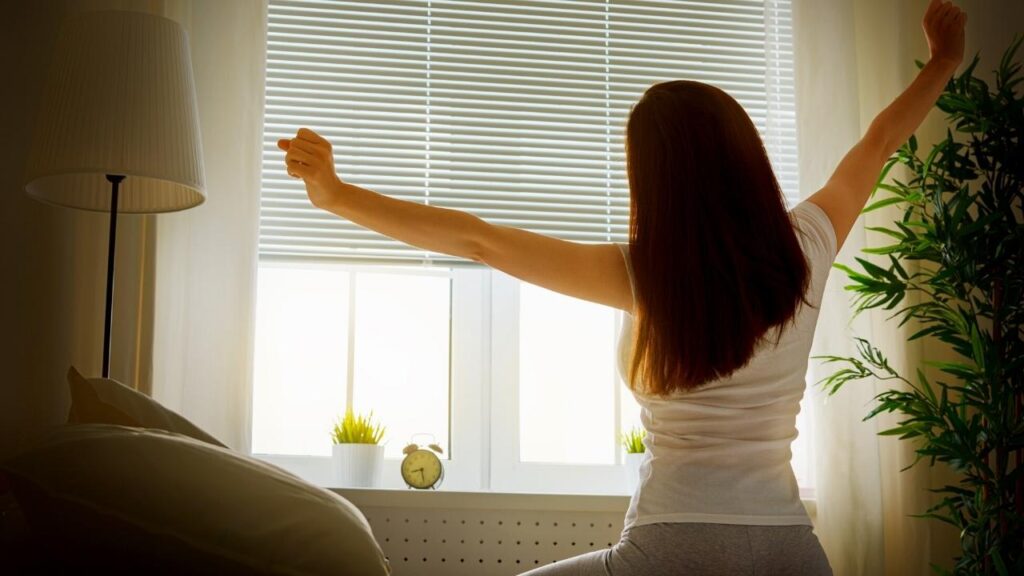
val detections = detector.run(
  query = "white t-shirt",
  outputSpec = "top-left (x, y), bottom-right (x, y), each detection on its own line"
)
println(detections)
top-left (617, 199), bottom-right (837, 529)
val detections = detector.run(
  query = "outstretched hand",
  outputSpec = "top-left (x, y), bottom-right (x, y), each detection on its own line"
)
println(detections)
top-left (277, 128), bottom-right (342, 209)
top-left (923, 0), bottom-right (966, 66)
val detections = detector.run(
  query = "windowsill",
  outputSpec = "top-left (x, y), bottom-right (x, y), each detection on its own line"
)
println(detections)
top-left (331, 487), bottom-right (817, 522)
top-left (257, 454), bottom-right (817, 521)
top-left (257, 453), bottom-right (643, 497)
top-left (331, 487), bottom-right (632, 513)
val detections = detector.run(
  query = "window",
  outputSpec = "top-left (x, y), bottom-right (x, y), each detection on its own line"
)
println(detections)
top-left (254, 0), bottom-right (811, 497)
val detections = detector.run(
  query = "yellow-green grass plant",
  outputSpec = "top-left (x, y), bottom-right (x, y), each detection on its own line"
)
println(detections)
top-left (620, 426), bottom-right (646, 454)
top-left (331, 409), bottom-right (386, 445)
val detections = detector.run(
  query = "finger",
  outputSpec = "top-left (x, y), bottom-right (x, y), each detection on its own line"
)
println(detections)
top-left (288, 163), bottom-right (313, 179)
top-left (953, 11), bottom-right (967, 34)
top-left (925, 0), bottom-right (942, 20)
top-left (296, 127), bottom-right (328, 145)
top-left (286, 147), bottom-right (318, 166)
top-left (940, 5), bottom-right (960, 23)
top-left (288, 137), bottom-right (323, 159)
top-left (943, 10), bottom-right (963, 32)
top-left (277, 138), bottom-right (291, 151)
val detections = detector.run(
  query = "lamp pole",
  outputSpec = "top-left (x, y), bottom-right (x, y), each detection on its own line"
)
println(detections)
top-left (102, 174), bottom-right (124, 379)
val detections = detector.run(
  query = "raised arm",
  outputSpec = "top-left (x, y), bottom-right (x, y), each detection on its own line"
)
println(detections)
top-left (278, 130), bottom-right (633, 311)
top-left (807, 0), bottom-right (966, 251)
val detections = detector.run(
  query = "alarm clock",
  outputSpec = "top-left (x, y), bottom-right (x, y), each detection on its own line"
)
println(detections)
top-left (400, 441), bottom-right (444, 490)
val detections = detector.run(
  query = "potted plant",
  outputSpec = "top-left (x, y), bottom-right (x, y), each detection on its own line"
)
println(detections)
top-left (330, 409), bottom-right (386, 488)
top-left (817, 38), bottom-right (1022, 575)
top-left (621, 426), bottom-right (646, 493)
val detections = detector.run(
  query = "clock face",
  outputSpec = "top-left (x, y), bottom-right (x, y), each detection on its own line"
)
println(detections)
top-left (401, 449), bottom-right (443, 489)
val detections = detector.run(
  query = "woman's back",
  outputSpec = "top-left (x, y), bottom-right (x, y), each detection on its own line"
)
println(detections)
top-left (617, 199), bottom-right (837, 530)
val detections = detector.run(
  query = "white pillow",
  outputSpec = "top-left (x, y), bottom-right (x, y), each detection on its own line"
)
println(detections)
top-left (66, 366), bottom-right (226, 447)
top-left (1, 424), bottom-right (391, 575)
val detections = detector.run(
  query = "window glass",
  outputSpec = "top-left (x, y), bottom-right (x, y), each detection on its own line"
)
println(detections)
top-left (518, 282), bottom-right (618, 465)
top-left (352, 272), bottom-right (452, 459)
top-left (252, 266), bottom-right (350, 456)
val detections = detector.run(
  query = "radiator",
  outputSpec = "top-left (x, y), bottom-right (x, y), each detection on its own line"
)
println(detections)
top-left (335, 489), bottom-right (629, 576)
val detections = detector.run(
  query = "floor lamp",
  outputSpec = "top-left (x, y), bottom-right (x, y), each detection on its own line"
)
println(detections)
top-left (24, 10), bottom-right (206, 379)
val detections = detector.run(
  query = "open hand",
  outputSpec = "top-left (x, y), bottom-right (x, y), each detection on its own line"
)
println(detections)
top-left (277, 128), bottom-right (342, 209)
top-left (923, 0), bottom-right (966, 66)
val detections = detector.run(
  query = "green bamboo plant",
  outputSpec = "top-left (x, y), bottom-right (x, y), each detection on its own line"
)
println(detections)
top-left (816, 38), bottom-right (1023, 576)
top-left (330, 409), bottom-right (386, 445)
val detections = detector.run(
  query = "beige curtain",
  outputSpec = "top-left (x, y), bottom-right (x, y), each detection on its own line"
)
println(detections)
top-left (1, 0), bottom-right (265, 450)
top-left (149, 0), bottom-right (266, 451)
top-left (794, 1), bottom-right (1022, 574)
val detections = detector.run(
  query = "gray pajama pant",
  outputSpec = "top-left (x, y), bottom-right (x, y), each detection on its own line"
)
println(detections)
top-left (518, 522), bottom-right (833, 576)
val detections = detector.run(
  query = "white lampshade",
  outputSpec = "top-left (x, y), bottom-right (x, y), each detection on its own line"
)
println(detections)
top-left (24, 10), bottom-right (205, 213)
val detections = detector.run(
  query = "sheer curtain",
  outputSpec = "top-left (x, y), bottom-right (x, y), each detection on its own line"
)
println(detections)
top-left (147, 0), bottom-right (266, 451)
top-left (794, 0), bottom-right (1021, 574)
top-left (793, 2), bottom-right (884, 573)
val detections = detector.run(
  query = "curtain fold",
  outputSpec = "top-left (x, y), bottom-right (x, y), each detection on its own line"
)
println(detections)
top-left (792, 2), bottom-right (885, 573)
top-left (794, 1), bottom-right (939, 573)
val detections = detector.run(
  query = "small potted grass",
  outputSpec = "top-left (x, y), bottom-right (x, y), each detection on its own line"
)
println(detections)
top-left (620, 426), bottom-right (646, 493)
top-left (330, 409), bottom-right (386, 488)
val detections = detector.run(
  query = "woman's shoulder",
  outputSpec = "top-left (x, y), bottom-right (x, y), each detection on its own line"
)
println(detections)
top-left (789, 199), bottom-right (838, 265)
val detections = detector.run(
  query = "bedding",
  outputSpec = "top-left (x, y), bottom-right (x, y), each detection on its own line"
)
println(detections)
top-left (0, 423), bottom-right (391, 575)
top-left (1, 367), bottom-right (391, 574)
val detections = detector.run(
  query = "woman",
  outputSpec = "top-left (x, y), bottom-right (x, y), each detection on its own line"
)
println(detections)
top-left (279, 1), bottom-right (966, 573)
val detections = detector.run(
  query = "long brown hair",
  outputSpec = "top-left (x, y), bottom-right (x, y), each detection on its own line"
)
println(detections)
top-left (626, 80), bottom-right (810, 395)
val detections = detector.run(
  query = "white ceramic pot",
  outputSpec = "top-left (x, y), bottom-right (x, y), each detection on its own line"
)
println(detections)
top-left (623, 452), bottom-right (644, 493)
top-left (332, 443), bottom-right (385, 488)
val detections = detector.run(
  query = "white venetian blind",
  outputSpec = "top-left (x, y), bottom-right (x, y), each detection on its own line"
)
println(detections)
top-left (261, 0), bottom-right (797, 264)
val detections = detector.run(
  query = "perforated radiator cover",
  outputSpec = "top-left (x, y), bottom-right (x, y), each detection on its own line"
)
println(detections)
top-left (336, 489), bottom-right (629, 575)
